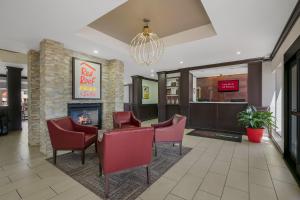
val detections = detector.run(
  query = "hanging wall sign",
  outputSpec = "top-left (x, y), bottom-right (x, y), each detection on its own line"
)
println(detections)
top-left (72, 58), bottom-right (102, 99)
top-left (218, 80), bottom-right (239, 92)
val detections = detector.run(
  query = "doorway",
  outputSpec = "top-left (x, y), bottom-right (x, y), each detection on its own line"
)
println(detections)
top-left (284, 36), bottom-right (300, 181)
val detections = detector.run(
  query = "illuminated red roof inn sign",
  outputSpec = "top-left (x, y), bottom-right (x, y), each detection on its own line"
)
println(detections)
top-left (72, 58), bottom-right (102, 99)
top-left (218, 80), bottom-right (239, 92)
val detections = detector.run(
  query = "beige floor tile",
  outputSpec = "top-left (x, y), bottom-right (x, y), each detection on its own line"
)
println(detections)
top-left (0, 176), bottom-right (10, 187)
top-left (215, 152), bottom-right (232, 162)
top-left (209, 160), bottom-right (230, 176)
top-left (8, 169), bottom-right (37, 182)
top-left (0, 190), bottom-right (21, 200)
top-left (221, 186), bottom-right (248, 200)
top-left (249, 157), bottom-right (268, 170)
top-left (249, 168), bottom-right (273, 188)
top-left (140, 177), bottom-right (177, 200)
top-left (188, 155), bottom-right (214, 178)
top-left (266, 155), bottom-right (287, 168)
top-left (0, 174), bottom-right (40, 195)
top-left (268, 165), bottom-right (297, 185)
top-left (249, 184), bottom-right (277, 200)
top-left (172, 174), bottom-right (203, 200)
top-left (50, 178), bottom-right (79, 194)
top-left (165, 194), bottom-right (185, 200)
top-left (230, 158), bottom-right (248, 172)
top-left (22, 187), bottom-right (56, 200)
top-left (273, 180), bottom-right (300, 200)
top-left (193, 190), bottom-right (220, 200)
top-left (78, 192), bottom-right (103, 200)
top-left (225, 170), bottom-right (248, 192)
top-left (48, 184), bottom-right (90, 200)
top-left (163, 165), bottom-right (189, 182)
top-left (200, 172), bottom-right (226, 197)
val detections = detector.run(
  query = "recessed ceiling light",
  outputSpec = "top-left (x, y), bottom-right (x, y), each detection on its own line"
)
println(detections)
top-left (93, 50), bottom-right (99, 54)
top-left (150, 69), bottom-right (154, 73)
top-left (236, 51), bottom-right (241, 55)
top-left (180, 61), bottom-right (184, 64)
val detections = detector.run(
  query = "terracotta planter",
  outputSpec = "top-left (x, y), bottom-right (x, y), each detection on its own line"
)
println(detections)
top-left (246, 128), bottom-right (264, 143)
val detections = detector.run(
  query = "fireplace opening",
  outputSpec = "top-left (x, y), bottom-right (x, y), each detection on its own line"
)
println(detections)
top-left (67, 103), bottom-right (102, 129)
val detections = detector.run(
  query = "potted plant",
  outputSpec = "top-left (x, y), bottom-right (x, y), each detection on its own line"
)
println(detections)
top-left (238, 105), bottom-right (275, 143)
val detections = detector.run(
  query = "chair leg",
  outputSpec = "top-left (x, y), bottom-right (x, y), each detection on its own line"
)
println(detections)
top-left (146, 166), bottom-right (150, 184)
top-left (71, 150), bottom-right (74, 153)
top-left (173, 143), bottom-right (175, 147)
top-left (81, 150), bottom-right (85, 165)
top-left (104, 175), bottom-right (109, 198)
top-left (53, 149), bottom-right (57, 165)
top-left (154, 143), bottom-right (157, 157)
top-left (95, 142), bottom-right (97, 153)
top-left (99, 163), bottom-right (102, 176)
top-left (179, 142), bottom-right (182, 155)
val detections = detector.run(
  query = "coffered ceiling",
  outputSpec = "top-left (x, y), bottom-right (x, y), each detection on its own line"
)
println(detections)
top-left (0, 0), bottom-right (298, 83)
top-left (89, 0), bottom-right (211, 44)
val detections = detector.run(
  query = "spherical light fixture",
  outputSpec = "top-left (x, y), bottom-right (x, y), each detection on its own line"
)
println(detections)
top-left (130, 19), bottom-right (164, 66)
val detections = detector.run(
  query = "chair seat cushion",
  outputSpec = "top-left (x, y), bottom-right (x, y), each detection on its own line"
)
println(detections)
top-left (121, 123), bottom-right (139, 129)
top-left (84, 134), bottom-right (97, 147)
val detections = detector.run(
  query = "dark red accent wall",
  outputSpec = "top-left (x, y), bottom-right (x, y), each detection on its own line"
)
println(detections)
top-left (196, 74), bottom-right (248, 102)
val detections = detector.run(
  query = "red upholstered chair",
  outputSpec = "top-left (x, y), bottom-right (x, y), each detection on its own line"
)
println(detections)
top-left (112, 111), bottom-right (141, 129)
top-left (47, 117), bottom-right (98, 165)
top-left (151, 114), bottom-right (186, 156)
top-left (98, 127), bottom-right (154, 198)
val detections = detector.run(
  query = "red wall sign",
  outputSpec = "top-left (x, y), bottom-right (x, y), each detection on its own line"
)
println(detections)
top-left (218, 80), bottom-right (239, 92)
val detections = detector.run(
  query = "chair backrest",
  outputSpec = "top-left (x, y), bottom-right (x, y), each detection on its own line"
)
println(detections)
top-left (51, 117), bottom-right (74, 131)
top-left (113, 111), bottom-right (132, 124)
top-left (99, 127), bottom-right (154, 174)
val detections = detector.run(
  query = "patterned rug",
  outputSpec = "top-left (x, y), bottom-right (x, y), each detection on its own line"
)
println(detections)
top-left (48, 143), bottom-right (191, 200)
top-left (187, 130), bottom-right (242, 142)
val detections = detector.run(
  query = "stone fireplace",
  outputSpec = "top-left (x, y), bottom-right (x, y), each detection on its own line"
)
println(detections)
top-left (68, 103), bottom-right (102, 129)
top-left (28, 39), bottom-right (124, 157)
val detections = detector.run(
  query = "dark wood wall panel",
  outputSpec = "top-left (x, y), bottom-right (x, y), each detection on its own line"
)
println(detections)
top-left (189, 103), bottom-right (247, 134)
top-left (189, 103), bottom-right (217, 129)
top-left (158, 72), bottom-right (167, 122)
top-left (166, 105), bottom-right (181, 119)
top-left (248, 61), bottom-right (262, 107)
top-left (7, 67), bottom-right (22, 131)
top-left (216, 103), bottom-right (247, 132)
top-left (137, 104), bottom-right (158, 121)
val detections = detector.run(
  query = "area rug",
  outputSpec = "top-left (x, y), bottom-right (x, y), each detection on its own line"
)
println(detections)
top-left (187, 130), bottom-right (242, 142)
top-left (48, 144), bottom-right (191, 200)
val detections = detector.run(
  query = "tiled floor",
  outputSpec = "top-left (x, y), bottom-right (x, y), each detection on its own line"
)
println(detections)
top-left (0, 120), bottom-right (300, 200)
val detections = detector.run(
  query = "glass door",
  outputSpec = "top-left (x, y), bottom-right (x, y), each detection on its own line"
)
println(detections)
top-left (288, 62), bottom-right (299, 161)
top-left (285, 50), bottom-right (300, 179)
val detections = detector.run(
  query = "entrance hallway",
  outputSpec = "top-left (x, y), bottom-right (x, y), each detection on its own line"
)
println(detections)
top-left (0, 120), bottom-right (299, 200)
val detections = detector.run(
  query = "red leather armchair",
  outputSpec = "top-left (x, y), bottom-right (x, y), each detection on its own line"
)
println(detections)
top-left (151, 114), bottom-right (186, 156)
top-left (47, 117), bottom-right (98, 164)
top-left (112, 111), bottom-right (141, 129)
top-left (97, 127), bottom-right (154, 197)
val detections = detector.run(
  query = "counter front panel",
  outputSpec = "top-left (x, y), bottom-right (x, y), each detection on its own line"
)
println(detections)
top-left (189, 102), bottom-right (247, 134)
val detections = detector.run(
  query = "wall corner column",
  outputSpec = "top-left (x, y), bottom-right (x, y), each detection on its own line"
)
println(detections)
top-left (28, 50), bottom-right (40, 145)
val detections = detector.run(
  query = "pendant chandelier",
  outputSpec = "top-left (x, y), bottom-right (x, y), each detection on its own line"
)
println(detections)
top-left (130, 19), bottom-right (164, 66)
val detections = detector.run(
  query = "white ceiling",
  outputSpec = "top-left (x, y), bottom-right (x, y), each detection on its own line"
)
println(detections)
top-left (191, 64), bottom-right (248, 78)
top-left (0, 0), bottom-right (297, 83)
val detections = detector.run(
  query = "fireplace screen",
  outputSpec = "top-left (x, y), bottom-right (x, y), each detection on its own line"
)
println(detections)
top-left (68, 103), bottom-right (102, 128)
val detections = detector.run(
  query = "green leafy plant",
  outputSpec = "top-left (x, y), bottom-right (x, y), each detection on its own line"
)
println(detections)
top-left (238, 105), bottom-right (276, 129)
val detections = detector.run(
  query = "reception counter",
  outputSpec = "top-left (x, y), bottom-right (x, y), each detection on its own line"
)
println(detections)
top-left (189, 102), bottom-right (248, 134)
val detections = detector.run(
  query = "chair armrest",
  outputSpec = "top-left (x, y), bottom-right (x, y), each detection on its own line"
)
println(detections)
top-left (151, 118), bottom-right (172, 128)
top-left (50, 123), bottom-right (85, 149)
top-left (154, 122), bottom-right (184, 142)
top-left (131, 115), bottom-right (141, 127)
top-left (72, 121), bottom-right (98, 135)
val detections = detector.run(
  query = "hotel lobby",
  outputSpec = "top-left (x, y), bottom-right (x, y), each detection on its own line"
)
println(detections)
top-left (0, 0), bottom-right (300, 200)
